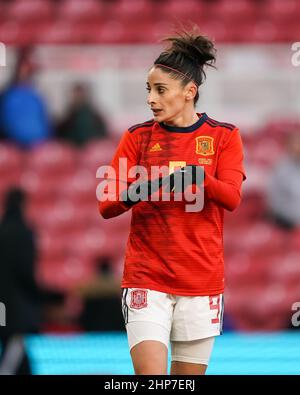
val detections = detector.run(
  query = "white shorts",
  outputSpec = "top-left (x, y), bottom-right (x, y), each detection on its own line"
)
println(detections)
top-left (121, 288), bottom-right (224, 351)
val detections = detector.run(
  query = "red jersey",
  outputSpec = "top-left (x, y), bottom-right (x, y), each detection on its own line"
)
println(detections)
top-left (99, 113), bottom-right (246, 296)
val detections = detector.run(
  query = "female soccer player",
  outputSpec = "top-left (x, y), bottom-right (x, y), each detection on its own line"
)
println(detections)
top-left (98, 30), bottom-right (246, 375)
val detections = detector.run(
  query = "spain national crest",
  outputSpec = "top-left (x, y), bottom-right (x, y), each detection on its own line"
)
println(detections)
top-left (195, 136), bottom-right (215, 156)
top-left (130, 289), bottom-right (148, 309)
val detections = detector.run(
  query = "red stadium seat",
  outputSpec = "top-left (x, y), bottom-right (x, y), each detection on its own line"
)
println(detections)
top-left (0, 143), bottom-right (23, 174)
top-left (226, 283), bottom-right (290, 330)
top-left (6, 0), bottom-right (55, 21)
top-left (194, 19), bottom-right (233, 43)
top-left (72, 201), bottom-right (100, 228)
top-left (38, 221), bottom-right (118, 263)
top-left (62, 227), bottom-right (108, 261)
top-left (0, 1), bottom-right (5, 16)
top-left (79, 138), bottom-right (117, 171)
top-left (146, 17), bottom-right (230, 45)
top-left (107, 0), bottom-right (154, 21)
top-left (245, 136), bottom-right (283, 167)
top-left (241, 163), bottom-right (269, 193)
top-left (225, 250), bottom-right (280, 289)
top-left (225, 221), bottom-right (287, 256)
top-left (261, 0), bottom-right (300, 23)
top-left (248, 283), bottom-right (293, 329)
top-left (27, 199), bottom-right (77, 232)
top-left (26, 141), bottom-right (77, 176)
top-left (224, 193), bottom-right (267, 228)
top-left (38, 230), bottom-right (69, 261)
top-left (160, 0), bottom-right (204, 19)
top-left (290, 228), bottom-right (300, 250)
top-left (68, 224), bottom-right (128, 263)
top-left (37, 255), bottom-right (96, 291)
top-left (262, 118), bottom-right (300, 143)
top-left (20, 170), bottom-right (72, 201)
top-left (37, 20), bottom-right (84, 44)
top-left (268, 252), bottom-right (300, 285)
top-left (144, 19), bottom-right (178, 44)
top-left (283, 22), bottom-right (300, 41)
top-left (38, 215), bottom-right (129, 265)
top-left (28, 196), bottom-right (101, 232)
top-left (90, 20), bottom-right (137, 44)
top-left (59, 169), bottom-right (97, 204)
top-left (208, 0), bottom-right (259, 23)
top-left (58, 0), bottom-right (103, 22)
top-left (225, 252), bottom-right (253, 285)
top-left (0, 0), bottom-right (297, 44)
top-left (82, 19), bottom-right (153, 44)
top-left (0, 21), bottom-right (38, 45)
top-left (244, 19), bottom-right (282, 43)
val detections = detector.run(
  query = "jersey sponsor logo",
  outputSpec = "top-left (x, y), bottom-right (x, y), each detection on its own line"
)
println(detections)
top-left (130, 289), bottom-right (148, 309)
top-left (195, 136), bottom-right (214, 156)
top-left (198, 158), bottom-right (212, 165)
top-left (149, 143), bottom-right (162, 152)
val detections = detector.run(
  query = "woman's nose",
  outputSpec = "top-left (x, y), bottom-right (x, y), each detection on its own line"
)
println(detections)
top-left (147, 92), bottom-right (156, 106)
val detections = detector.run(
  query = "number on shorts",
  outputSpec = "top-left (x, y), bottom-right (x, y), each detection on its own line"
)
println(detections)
top-left (209, 295), bottom-right (221, 324)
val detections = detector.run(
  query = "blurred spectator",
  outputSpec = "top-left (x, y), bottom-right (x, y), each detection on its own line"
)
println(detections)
top-left (0, 187), bottom-right (64, 374)
top-left (56, 83), bottom-right (108, 146)
top-left (76, 257), bottom-right (124, 332)
top-left (0, 188), bottom-right (41, 374)
top-left (0, 48), bottom-right (52, 148)
top-left (266, 131), bottom-right (300, 230)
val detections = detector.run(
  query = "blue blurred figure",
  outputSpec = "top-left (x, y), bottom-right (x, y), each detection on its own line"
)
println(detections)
top-left (0, 47), bottom-right (52, 148)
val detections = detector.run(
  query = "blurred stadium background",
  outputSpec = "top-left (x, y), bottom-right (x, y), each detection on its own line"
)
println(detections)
top-left (0, 0), bottom-right (300, 375)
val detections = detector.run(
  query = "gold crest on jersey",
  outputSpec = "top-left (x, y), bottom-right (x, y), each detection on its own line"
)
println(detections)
top-left (195, 136), bottom-right (214, 156)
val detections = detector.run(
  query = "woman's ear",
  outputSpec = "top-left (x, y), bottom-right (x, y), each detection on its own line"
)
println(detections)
top-left (185, 83), bottom-right (198, 102)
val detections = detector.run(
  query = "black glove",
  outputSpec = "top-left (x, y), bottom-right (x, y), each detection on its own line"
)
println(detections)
top-left (122, 165), bottom-right (204, 207)
top-left (121, 177), bottom-right (162, 207)
top-left (162, 165), bottom-right (204, 193)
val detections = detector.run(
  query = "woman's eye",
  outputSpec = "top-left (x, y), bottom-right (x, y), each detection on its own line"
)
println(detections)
top-left (158, 89), bottom-right (165, 94)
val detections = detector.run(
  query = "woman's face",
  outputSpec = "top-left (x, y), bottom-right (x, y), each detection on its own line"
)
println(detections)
top-left (147, 66), bottom-right (196, 124)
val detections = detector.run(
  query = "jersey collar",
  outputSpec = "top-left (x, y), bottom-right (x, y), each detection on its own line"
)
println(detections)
top-left (159, 113), bottom-right (208, 133)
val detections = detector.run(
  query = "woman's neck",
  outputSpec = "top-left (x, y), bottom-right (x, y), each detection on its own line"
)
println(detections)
top-left (163, 109), bottom-right (199, 128)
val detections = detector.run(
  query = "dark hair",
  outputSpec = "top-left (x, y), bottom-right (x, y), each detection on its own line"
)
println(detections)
top-left (154, 30), bottom-right (216, 104)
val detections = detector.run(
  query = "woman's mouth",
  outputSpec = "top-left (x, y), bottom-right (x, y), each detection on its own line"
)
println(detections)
top-left (152, 109), bottom-right (162, 116)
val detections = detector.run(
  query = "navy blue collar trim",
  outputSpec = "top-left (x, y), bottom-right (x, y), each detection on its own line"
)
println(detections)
top-left (159, 113), bottom-right (208, 133)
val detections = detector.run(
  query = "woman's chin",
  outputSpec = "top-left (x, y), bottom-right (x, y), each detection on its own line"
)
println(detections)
top-left (153, 113), bottom-right (165, 122)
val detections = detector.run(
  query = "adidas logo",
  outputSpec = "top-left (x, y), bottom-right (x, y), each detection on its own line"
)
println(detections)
top-left (149, 143), bottom-right (162, 152)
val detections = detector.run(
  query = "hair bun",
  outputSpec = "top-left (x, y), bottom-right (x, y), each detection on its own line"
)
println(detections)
top-left (163, 30), bottom-right (216, 68)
